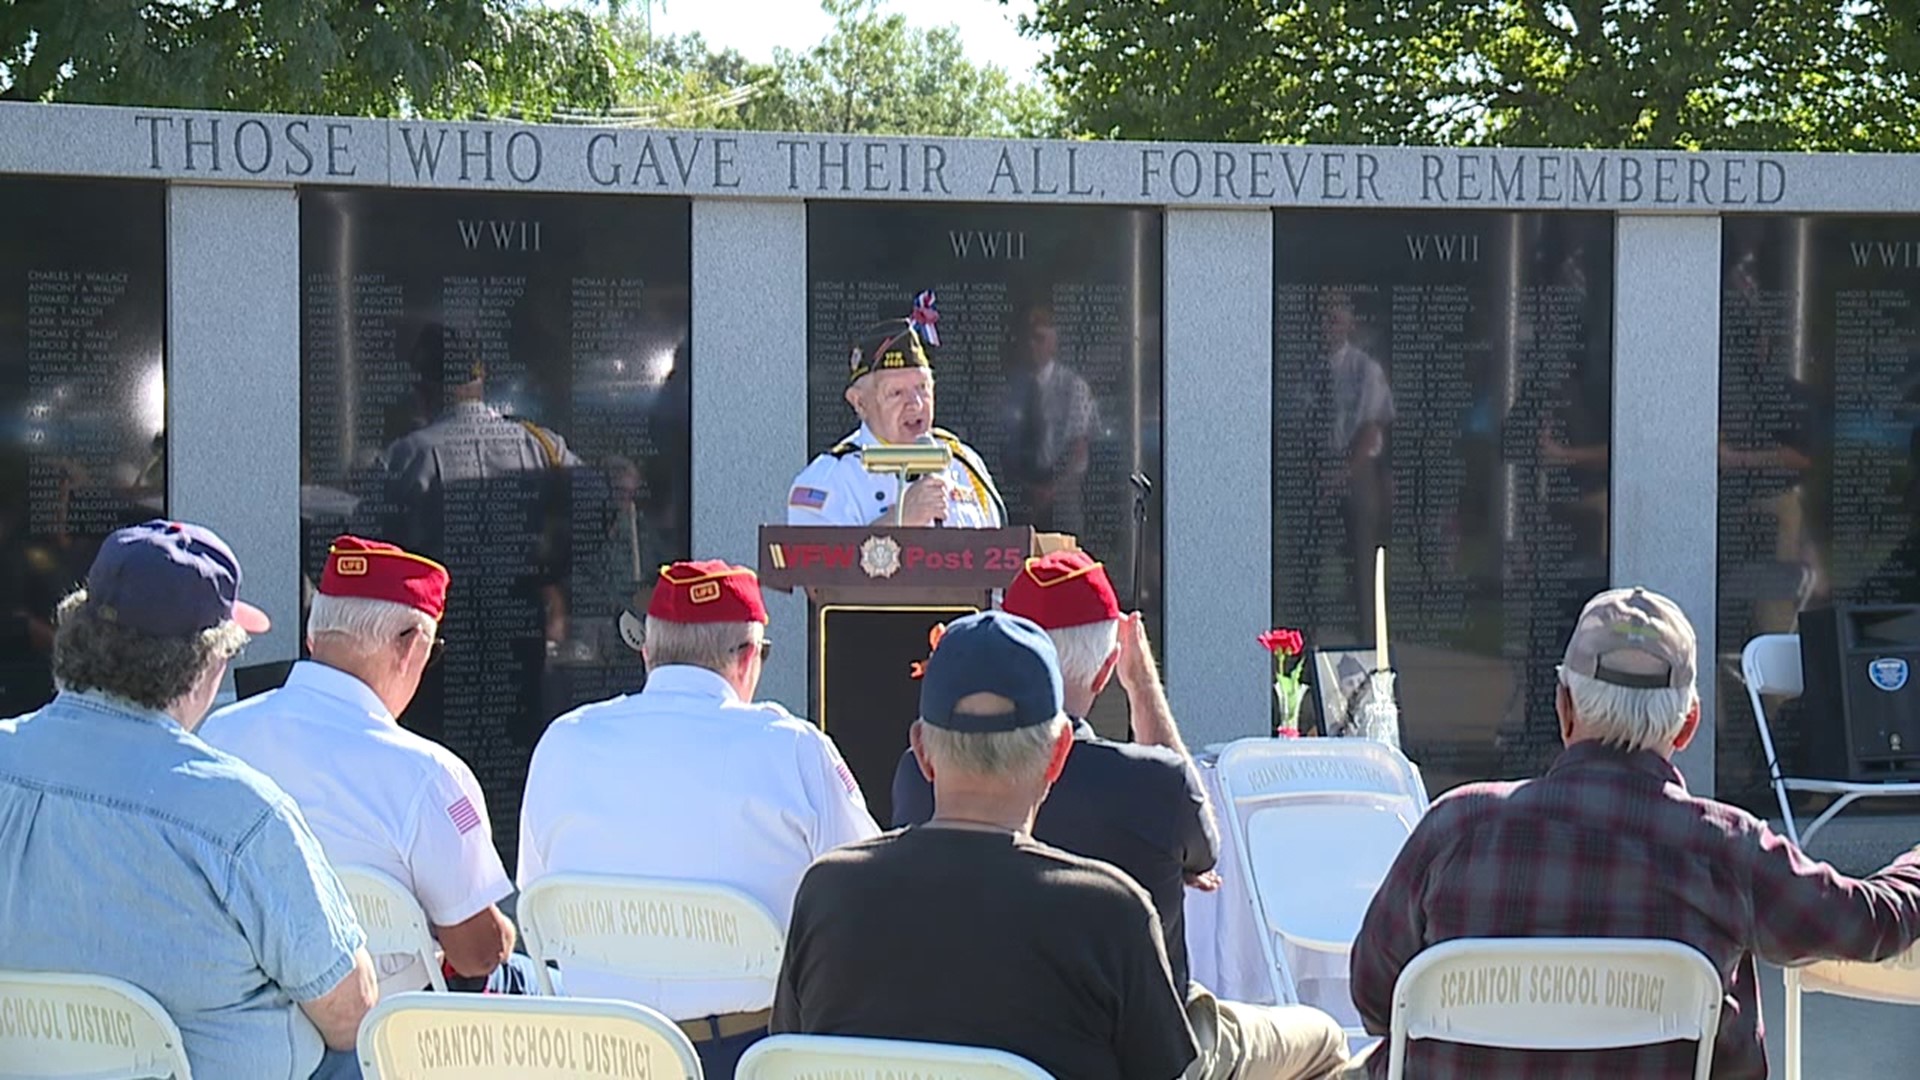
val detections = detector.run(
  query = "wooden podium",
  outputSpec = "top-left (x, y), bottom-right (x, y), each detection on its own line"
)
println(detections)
top-left (758, 525), bottom-right (1037, 824)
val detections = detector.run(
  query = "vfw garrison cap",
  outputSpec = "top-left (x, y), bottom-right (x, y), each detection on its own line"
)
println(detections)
top-left (646, 560), bottom-right (769, 624)
top-left (320, 535), bottom-right (451, 621)
top-left (847, 290), bottom-right (941, 385)
top-left (1003, 551), bottom-right (1122, 630)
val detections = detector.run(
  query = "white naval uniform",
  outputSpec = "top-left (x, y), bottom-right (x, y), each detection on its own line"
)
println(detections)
top-left (786, 423), bottom-right (1006, 528)
top-left (516, 665), bottom-right (879, 1019)
top-left (200, 661), bottom-right (513, 996)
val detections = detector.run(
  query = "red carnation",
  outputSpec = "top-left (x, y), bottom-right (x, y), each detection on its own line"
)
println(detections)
top-left (1258, 628), bottom-right (1304, 657)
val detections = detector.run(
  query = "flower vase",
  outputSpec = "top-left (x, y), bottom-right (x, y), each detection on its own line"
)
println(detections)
top-left (1274, 682), bottom-right (1306, 737)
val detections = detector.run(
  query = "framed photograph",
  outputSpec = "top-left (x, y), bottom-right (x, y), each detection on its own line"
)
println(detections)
top-left (1311, 646), bottom-right (1381, 737)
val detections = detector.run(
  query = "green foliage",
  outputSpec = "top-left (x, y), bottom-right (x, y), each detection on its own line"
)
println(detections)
top-left (0, 0), bottom-right (625, 119)
top-left (1024, 1), bottom-right (1920, 150)
top-left (0, 0), bottom-right (1059, 137)
top-left (617, 0), bottom-right (1060, 137)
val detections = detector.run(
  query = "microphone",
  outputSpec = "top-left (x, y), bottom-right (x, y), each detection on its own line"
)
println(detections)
top-left (861, 435), bottom-right (953, 527)
top-left (919, 435), bottom-right (947, 527)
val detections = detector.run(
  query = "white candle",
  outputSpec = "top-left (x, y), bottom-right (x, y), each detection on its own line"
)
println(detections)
top-left (1374, 546), bottom-right (1389, 671)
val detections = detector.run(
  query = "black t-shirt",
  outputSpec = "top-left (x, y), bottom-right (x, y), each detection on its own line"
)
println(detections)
top-left (890, 720), bottom-right (1219, 989)
top-left (772, 827), bottom-right (1198, 1080)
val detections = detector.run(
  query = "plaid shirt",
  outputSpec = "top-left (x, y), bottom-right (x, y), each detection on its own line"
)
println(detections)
top-left (1350, 740), bottom-right (1920, 1078)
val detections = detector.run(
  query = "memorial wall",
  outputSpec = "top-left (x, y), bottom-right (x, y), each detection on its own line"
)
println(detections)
top-left (0, 177), bottom-right (168, 717)
top-left (806, 201), bottom-right (1164, 738)
top-left (299, 188), bottom-right (692, 865)
top-left (16, 101), bottom-right (1877, 791)
top-left (1273, 210), bottom-right (1613, 792)
top-left (1718, 216), bottom-right (1920, 805)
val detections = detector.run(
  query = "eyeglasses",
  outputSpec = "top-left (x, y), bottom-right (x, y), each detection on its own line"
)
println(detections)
top-left (737, 639), bottom-right (772, 662)
top-left (399, 628), bottom-right (447, 668)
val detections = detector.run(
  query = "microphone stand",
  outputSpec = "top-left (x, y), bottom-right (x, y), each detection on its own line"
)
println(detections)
top-left (1128, 473), bottom-right (1152, 607)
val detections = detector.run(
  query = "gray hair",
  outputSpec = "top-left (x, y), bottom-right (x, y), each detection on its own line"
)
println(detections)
top-left (1048, 620), bottom-right (1118, 691)
top-left (643, 616), bottom-right (759, 675)
top-left (50, 589), bottom-right (248, 710)
top-left (917, 712), bottom-right (1071, 788)
top-left (306, 593), bottom-right (435, 655)
top-left (1560, 668), bottom-right (1697, 754)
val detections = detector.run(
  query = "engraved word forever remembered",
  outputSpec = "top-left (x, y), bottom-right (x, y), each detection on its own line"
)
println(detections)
top-left (119, 112), bottom-right (1793, 209)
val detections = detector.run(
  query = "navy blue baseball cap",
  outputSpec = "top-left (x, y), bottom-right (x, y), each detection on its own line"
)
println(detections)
top-left (84, 520), bottom-right (271, 636)
top-left (919, 610), bottom-right (1064, 733)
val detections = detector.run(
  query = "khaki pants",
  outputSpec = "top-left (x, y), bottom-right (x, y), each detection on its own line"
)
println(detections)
top-left (1184, 984), bottom-right (1350, 1080)
top-left (1328, 1040), bottom-right (1378, 1078)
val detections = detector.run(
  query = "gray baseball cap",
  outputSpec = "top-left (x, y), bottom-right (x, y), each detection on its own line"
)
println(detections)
top-left (1562, 586), bottom-right (1696, 690)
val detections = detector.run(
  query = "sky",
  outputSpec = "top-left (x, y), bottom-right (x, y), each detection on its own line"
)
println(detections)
top-left (601, 0), bottom-right (1047, 81)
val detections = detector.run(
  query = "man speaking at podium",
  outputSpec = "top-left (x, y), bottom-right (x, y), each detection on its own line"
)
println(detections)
top-left (788, 295), bottom-right (1006, 528)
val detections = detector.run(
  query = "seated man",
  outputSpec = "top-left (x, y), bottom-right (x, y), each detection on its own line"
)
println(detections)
top-left (1346, 587), bottom-right (1920, 1077)
top-left (776, 611), bottom-right (1348, 1080)
top-left (0, 521), bottom-right (376, 1079)
top-left (891, 551), bottom-right (1347, 1079)
top-left (519, 559), bottom-right (879, 1077)
top-left (203, 535), bottom-right (531, 996)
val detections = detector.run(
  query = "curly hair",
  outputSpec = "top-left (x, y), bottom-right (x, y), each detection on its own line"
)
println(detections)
top-left (50, 590), bottom-right (249, 710)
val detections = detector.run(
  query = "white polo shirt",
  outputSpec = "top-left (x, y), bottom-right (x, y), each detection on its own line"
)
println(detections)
top-left (200, 661), bottom-right (513, 993)
top-left (517, 665), bottom-right (879, 1019)
top-left (786, 423), bottom-right (1006, 527)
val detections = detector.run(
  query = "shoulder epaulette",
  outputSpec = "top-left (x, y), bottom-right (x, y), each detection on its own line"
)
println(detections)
top-left (828, 441), bottom-right (862, 459)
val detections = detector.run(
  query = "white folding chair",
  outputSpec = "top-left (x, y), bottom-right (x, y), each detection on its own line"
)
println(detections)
top-left (335, 864), bottom-right (447, 994)
top-left (1740, 633), bottom-right (1920, 847)
top-left (1215, 736), bottom-right (1430, 812)
top-left (738, 1034), bottom-right (1053, 1079)
top-left (1386, 938), bottom-right (1723, 1080)
top-left (1214, 737), bottom-right (1426, 1035)
top-left (517, 874), bottom-right (785, 999)
top-left (357, 991), bottom-right (701, 1078)
top-left (0, 969), bottom-right (192, 1079)
top-left (1782, 942), bottom-right (1920, 1080)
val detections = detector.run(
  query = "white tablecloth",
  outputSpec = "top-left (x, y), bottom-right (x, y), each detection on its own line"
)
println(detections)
top-left (1183, 761), bottom-right (1364, 1029)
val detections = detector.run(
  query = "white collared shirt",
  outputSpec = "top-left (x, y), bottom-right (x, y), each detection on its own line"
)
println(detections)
top-left (786, 423), bottom-right (1005, 527)
top-left (517, 665), bottom-right (879, 1019)
top-left (201, 661), bottom-right (512, 993)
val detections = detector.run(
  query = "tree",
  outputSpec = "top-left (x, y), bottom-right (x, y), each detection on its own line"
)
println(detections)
top-left (0, 0), bottom-right (627, 119)
top-left (592, 16), bottom-right (782, 129)
top-left (609, 0), bottom-right (1059, 138)
top-left (1023, 1), bottom-right (1920, 150)
top-left (753, 0), bottom-right (1058, 137)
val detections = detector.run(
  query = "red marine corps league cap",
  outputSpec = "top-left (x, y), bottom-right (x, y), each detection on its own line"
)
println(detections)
top-left (646, 560), bottom-right (769, 625)
top-left (319, 536), bottom-right (450, 621)
top-left (1003, 551), bottom-right (1122, 630)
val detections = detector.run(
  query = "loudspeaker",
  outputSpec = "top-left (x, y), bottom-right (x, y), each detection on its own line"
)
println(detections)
top-left (1798, 605), bottom-right (1920, 782)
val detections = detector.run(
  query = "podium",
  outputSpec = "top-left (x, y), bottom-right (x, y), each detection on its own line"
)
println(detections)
top-left (759, 525), bottom-right (1037, 824)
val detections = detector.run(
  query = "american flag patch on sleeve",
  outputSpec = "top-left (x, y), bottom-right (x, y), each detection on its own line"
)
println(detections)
top-left (834, 759), bottom-right (859, 795)
top-left (790, 486), bottom-right (829, 510)
top-left (447, 795), bottom-right (482, 835)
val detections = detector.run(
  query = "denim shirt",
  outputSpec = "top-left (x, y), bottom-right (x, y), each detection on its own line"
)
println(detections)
top-left (0, 690), bottom-right (366, 1080)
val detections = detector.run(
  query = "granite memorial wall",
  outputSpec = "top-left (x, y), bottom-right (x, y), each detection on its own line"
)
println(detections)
top-left (806, 200), bottom-right (1164, 738)
top-left (0, 176), bottom-right (168, 717)
top-left (299, 187), bottom-right (692, 865)
top-left (1273, 209), bottom-right (1614, 793)
top-left (1718, 216), bottom-right (1920, 804)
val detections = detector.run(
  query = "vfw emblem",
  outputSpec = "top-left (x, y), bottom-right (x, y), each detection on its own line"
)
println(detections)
top-left (1869, 657), bottom-right (1910, 692)
top-left (860, 535), bottom-right (902, 579)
